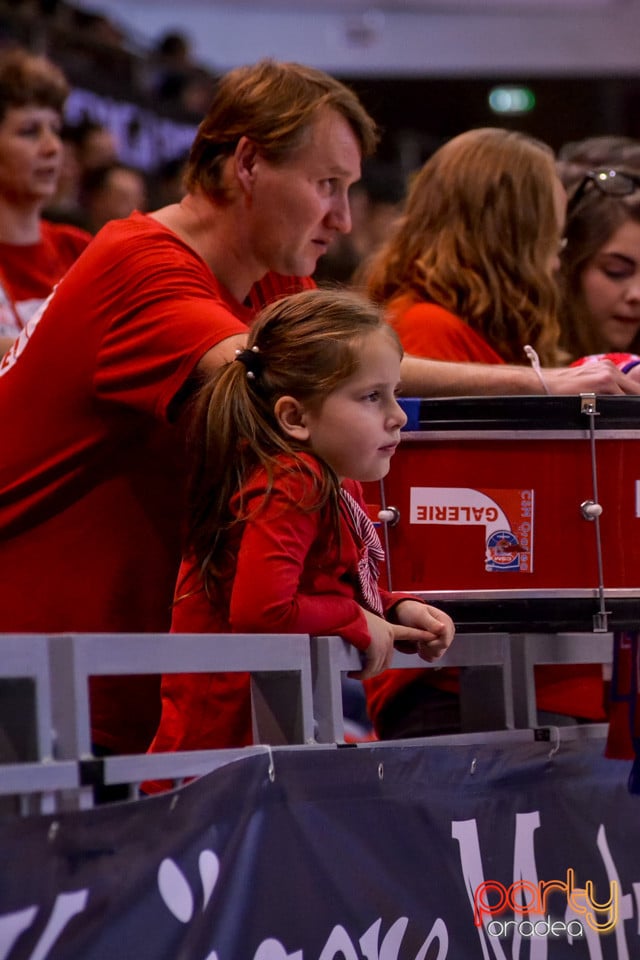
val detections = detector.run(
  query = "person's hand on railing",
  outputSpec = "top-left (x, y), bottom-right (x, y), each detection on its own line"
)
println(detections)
top-left (390, 600), bottom-right (456, 663)
top-left (352, 603), bottom-right (456, 679)
top-left (349, 609), bottom-right (396, 679)
top-left (354, 608), bottom-right (441, 680)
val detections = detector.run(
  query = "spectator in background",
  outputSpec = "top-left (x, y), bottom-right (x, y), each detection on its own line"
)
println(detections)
top-left (555, 135), bottom-right (640, 363)
top-left (44, 119), bottom-right (121, 228)
top-left (71, 117), bottom-right (119, 171)
top-left (559, 165), bottom-right (640, 362)
top-left (557, 135), bottom-right (640, 193)
top-left (148, 151), bottom-right (188, 209)
top-left (80, 161), bottom-right (148, 234)
top-left (353, 161), bottom-right (406, 267)
top-left (68, 7), bottom-right (127, 49)
top-left (365, 128), bottom-right (565, 367)
top-left (41, 122), bottom-right (85, 227)
top-left (149, 29), bottom-right (216, 119)
top-left (150, 30), bottom-right (193, 102)
top-left (176, 67), bottom-right (217, 118)
top-left (0, 47), bottom-right (91, 351)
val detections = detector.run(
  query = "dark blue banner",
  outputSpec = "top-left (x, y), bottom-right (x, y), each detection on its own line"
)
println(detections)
top-left (1, 739), bottom-right (638, 959)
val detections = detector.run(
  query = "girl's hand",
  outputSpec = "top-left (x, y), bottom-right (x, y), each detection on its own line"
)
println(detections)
top-left (352, 606), bottom-right (454, 679)
top-left (391, 600), bottom-right (455, 662)
top-left (350, 608), bottom-right (395, 680)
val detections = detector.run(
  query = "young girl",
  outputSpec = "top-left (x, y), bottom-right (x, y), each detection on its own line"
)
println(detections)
top-left (146, 289), bottom-right (455, 772)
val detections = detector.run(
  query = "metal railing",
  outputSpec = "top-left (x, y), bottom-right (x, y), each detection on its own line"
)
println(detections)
top-left (0, 629), bottom-right (613, 812)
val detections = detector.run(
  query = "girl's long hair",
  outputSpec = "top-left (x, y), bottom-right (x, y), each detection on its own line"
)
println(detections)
top-left (559, 183), bottom-right (640, 360)
top-left (365, 127), bottom-right (563, 366)
top-left (184, 288), bottom-right (399, 598)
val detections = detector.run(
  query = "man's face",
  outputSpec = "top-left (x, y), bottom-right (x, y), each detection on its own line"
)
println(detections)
top-left (246, 107), bottom-right (363, 278)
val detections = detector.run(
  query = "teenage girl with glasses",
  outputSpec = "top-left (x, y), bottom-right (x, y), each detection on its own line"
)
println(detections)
top-left (559, 167), bottom-right (640, 365)
top-left (557, 136), bottom-right (640, 193)
top-left (145, 289), bottom-right (454, 786)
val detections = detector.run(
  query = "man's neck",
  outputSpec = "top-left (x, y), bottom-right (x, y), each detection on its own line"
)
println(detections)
top-left (150, 192), bottom-right (263, 304)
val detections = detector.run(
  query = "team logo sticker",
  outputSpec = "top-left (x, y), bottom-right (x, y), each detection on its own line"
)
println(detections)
top-left (409, 487), bottom-right (534, 572)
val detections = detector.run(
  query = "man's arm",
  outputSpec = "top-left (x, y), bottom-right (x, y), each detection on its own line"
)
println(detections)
top-left (195, 332), bottom-right (248, 375)
top-left (400, 355), bottom-right (640, 397)
top-left (167, 333), bottom-right (248, 421)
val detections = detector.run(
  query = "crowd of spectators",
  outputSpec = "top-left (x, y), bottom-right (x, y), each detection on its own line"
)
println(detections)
top-left (0, 0), bottom-right (216, 119)
top-left (0, 1), bottom-right (210, 225)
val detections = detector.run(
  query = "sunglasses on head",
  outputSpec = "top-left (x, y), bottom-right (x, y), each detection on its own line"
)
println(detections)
top-left (568, 167), bottom-right (640, 214)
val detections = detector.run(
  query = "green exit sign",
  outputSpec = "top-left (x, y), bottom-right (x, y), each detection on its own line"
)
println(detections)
top-left (489, 86), bottom-right (536, 114)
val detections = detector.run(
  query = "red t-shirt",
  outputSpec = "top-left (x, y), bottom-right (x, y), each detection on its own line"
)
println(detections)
top-left (146, 454), bottom-right (406, 788)
top-left (0, 219), bottom-right (91, 334)
top-left (365, 293), bottom-right (607, 731)
top-left (386, 294), bottom-right (505, 365)
top-left (0, 211), bottom-right (311, 753)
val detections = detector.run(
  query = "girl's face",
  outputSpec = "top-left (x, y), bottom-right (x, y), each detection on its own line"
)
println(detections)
top-left (579, 218), bottom-right (640, 351)
top-left (301, 327), bottom-right (407, 483)
top-left (0, 105), bottom-right (63, 207)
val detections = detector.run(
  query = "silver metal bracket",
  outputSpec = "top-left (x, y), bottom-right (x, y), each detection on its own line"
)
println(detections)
top-left (593, 610), bottom-right (610, 633)
top-left (580, 393), bottom-right (598, 416)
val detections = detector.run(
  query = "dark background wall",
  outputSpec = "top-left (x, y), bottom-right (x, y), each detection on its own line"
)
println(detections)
top-left (343, 74), bottom-right (640, 168)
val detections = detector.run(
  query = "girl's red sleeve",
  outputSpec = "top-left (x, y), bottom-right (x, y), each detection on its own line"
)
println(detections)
top-left (229, 464), bottom-right (371, 651)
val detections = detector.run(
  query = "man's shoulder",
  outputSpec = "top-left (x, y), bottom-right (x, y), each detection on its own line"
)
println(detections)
top-left (93, 212), bottom-right (175, 248)
top-left (76, 212), bottom-right (215, 288)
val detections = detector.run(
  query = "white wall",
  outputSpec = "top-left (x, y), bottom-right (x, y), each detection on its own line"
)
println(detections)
top-left (94, 1), bottom-right (640, 77)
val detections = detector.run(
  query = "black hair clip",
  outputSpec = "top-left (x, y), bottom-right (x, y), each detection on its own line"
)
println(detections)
top-left (234, 346), bottom-right (262, 380)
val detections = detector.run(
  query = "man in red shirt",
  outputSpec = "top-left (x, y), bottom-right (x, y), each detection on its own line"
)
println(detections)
top-left (0, 59), bottom-right (375, 757)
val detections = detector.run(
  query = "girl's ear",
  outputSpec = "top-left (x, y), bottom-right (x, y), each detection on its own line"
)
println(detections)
top-left (274, 396), bottom-right (310, 441)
